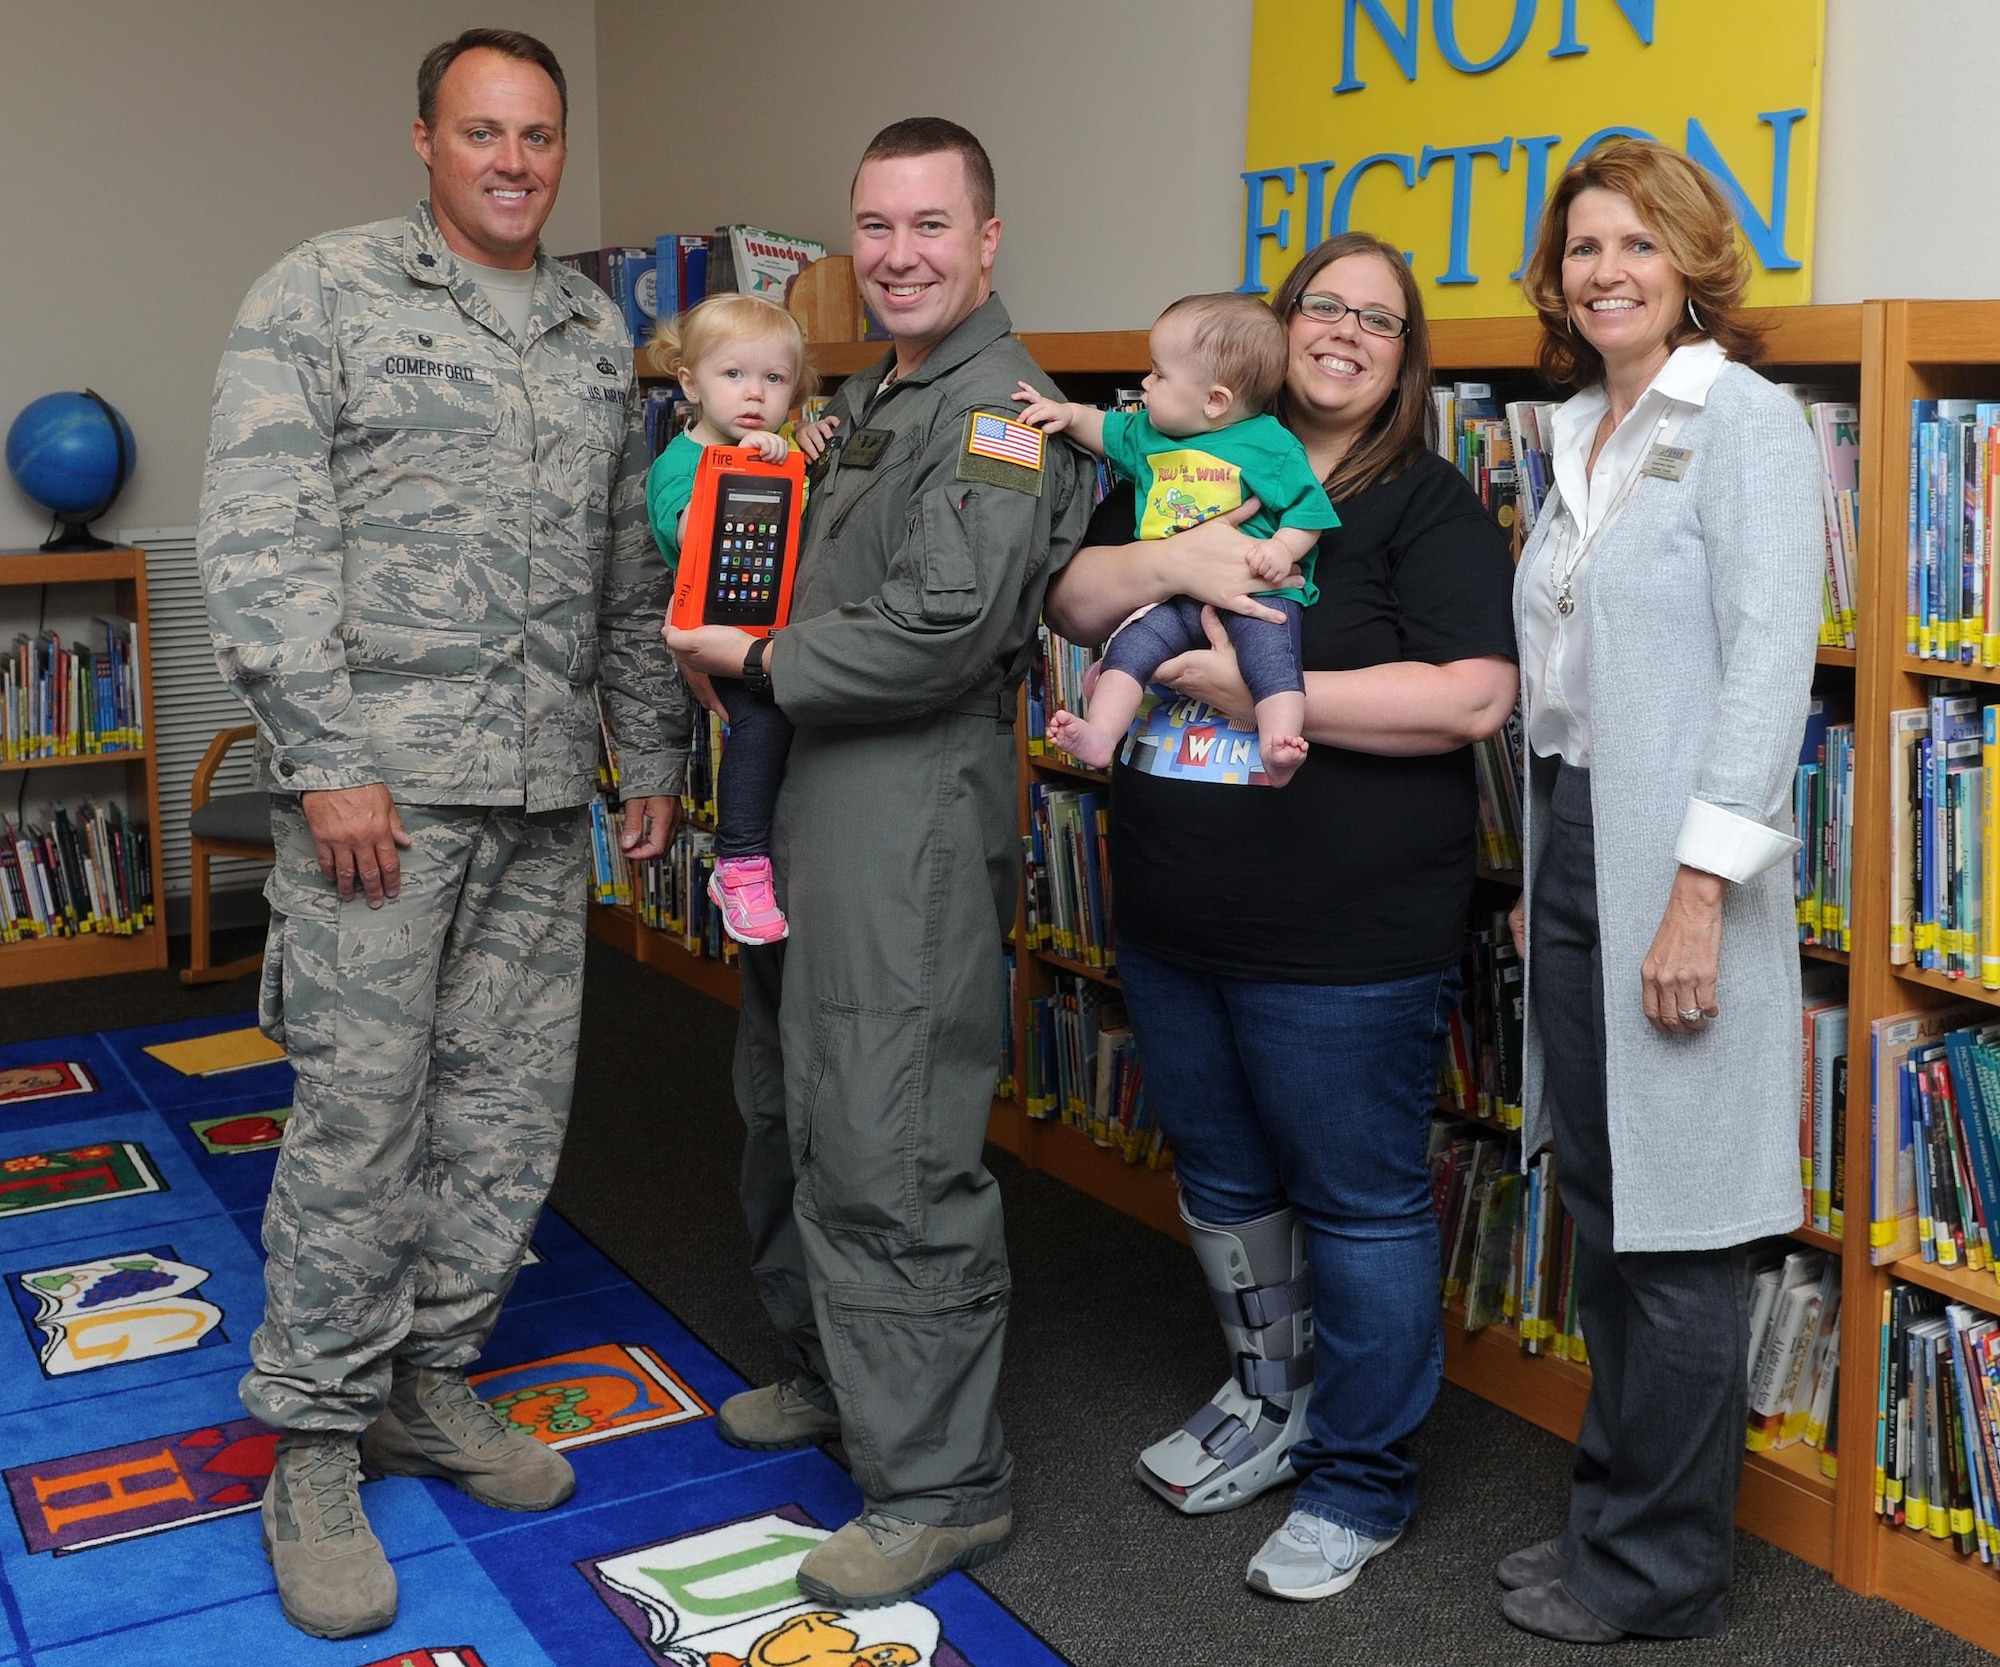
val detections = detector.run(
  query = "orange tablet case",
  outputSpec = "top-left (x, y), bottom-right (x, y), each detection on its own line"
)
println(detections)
top-left (667, 444), bottom-right (805, 638)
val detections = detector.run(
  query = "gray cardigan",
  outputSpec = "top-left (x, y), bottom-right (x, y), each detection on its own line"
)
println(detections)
top-left (1514, 359), bottom-right (1823, 1252)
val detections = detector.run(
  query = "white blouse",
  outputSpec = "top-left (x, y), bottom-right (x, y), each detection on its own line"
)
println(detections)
top-left (1519, 337), bottom-right (1795, 884)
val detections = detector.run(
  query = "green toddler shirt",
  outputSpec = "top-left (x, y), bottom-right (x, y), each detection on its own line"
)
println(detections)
top-left (644, 430), bottom-right (702, 566)
top-left (1101, 409), bottom-right (1339, 604)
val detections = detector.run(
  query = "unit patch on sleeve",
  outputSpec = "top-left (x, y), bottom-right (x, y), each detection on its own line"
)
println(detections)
top-left (957, 412), bottom-right (1044, 495)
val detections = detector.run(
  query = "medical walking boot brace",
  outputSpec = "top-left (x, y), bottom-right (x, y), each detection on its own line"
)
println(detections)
top-left (1136, 1201), bottom-right (1313, 1514)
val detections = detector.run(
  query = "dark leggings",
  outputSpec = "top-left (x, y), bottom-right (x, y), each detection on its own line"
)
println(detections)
top-left (1099, 595), bottom-right (1306, 705)
top-left (715, 679), bottom-right (794, 859)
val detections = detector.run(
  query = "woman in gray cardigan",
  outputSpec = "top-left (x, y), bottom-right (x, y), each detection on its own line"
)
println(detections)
top-left (1497, 139), bottom-right (1823, 1644)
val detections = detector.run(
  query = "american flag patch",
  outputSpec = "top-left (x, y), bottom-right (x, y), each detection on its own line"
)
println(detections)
top-left (966, 413), bottom-right (1044, 470)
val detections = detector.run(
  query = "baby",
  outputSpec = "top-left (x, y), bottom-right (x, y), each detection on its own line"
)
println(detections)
top-left (1014, 291), bottom-right (1337, 786)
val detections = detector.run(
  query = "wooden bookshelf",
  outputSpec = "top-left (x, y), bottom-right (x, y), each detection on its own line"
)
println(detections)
top-left (0, 547), bottom-right (167, 986)
top-left (620, 304), bottom-right (2000, 1651)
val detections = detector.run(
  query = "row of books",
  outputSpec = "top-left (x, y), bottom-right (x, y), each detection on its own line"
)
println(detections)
top-left (1472, 715), bottom-right (1525, 873)
top-left (1876, 1283), bottom-right (2000, 1560)
top-left (1887, 691), bottom-right (2000, 980)
top-left (1800, 972), bottom-right (1850, 1237)
top-left (559, 225), bottom-right (830, 357)
top-left (1025, 781), bottom-right (1113, 972)
top-left (1433, 1129), bottom-right (1582, 1353)
top-left (1025, 624), bottom-right (1096, 768)
top-left (1795, 397), bottom-right (1862, 651)
top-left (1873, 1008), bottom-right (2000, 1275)
top-left (1906, 397), bottom-right (2000, 665)
top-left (1744, 1246), bottom-right (1842, 1458)
top-left (1797, 697), bottom-right (1855, 950)
top-left (1022, 974), bottom-right (1166, 1167)
top-left (2, 622), bottom-right (143, 761)
top-left (1431, 384), bottom-right (1557, 552)
top-left (999, 950), bottom-right (1017, 1102)
top-left (0, 803), bottom-right (153, 941)
top-left (1437, 911), bottom-right (1524, 1130)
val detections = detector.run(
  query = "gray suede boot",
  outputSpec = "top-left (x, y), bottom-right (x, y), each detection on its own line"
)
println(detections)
top-left (261, 1432), bottom-right (397, 1639)
top-left (360, 1363), bottom-right (575, 1511)
top-left (796, 1509), bottom-right (1013, 1608)
top-left (716, 1378), bottom-right (843, 1451)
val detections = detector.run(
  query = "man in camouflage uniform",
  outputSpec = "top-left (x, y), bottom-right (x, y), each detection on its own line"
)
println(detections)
top-left (666, 119), bottom-right (1090, 1607)
top-left (196, 29), bottom-right (683, 1640)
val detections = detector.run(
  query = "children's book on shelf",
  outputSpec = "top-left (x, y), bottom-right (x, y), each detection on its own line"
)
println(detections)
top-left (1472, 714), bottom-right (1525, 873)
top-left (1874, 1283), bottom-right (2000, 1560)
top-left (1868, 1003), bottom-right (2000, 1268)
top-left (3, 620), bottom-right (143, 762)
top-left (1024, 781), bottom-right (1113, 971)
top-left (652, 233), bottom-right (712, 321)
top-left (1795, 695), bottom-right (1854, 950)
top-left (705, 226), bottom-right (828, 302)
top-left (0, 802), bottom-right (153, 942)
top-left (1430, 1121), bottom-right (1583, 1358)
top-left (1884, 689), bottom-right (2000, 982)
top-left (1799, 965), bottom-right (1848, 1235)
top-left (1438, 913), bottom-right (1524, 1130)
top-left (1024, 973), bottom-right (1164, 1167)
top-left (1905, 396), bottom-right (2000, 666)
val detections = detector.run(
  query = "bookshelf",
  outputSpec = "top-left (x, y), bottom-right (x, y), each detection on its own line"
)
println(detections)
top-left (0, 547), bottom-right (166, 986)
top-left (623, 304), bottom-right (2000, 1648)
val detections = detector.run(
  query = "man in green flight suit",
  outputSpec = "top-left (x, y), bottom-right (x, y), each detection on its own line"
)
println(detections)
top-left (196, 30), bottom-right (683, 1640)
top-left (666, 117), bottom-right (1090, 1606)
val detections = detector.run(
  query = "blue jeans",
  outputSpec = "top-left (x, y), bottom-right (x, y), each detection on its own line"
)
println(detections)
top-left (1117, 937), bottom-right (1457, 1537)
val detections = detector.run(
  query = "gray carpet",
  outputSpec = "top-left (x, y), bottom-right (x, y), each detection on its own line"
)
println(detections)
top-left (8, 929), bottom-right (1994, 1666)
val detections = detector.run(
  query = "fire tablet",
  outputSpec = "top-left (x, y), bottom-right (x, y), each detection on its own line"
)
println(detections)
top-left (668, 444), bottom-right (805, 637)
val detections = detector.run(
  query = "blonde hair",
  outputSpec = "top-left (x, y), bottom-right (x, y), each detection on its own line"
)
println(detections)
top-left (1159, 292), bottom-right (1288, 415)
top-left (650, 293), bottom-right (817, 400)
top-left (1521, 137), bottom-right (1762, 388)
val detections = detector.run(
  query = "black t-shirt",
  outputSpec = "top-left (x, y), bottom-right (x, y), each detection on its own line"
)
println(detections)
top-left (1105, 449), bottom-right (1518, 983)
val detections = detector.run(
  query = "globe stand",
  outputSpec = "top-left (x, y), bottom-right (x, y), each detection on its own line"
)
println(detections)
top-left (40, 515), bottom-right (116, 554)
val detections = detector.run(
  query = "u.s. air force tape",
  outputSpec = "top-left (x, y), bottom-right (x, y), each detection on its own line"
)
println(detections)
top-left (956, 411), bottom-right (1044, 495)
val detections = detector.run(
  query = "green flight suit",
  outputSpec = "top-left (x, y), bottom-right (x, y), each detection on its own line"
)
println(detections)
top-left (736, 295), bottom-right (1089, 1524)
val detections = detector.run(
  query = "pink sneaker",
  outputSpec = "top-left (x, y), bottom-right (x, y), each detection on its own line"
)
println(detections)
top-left (708, 856), bottom-right (789, 945)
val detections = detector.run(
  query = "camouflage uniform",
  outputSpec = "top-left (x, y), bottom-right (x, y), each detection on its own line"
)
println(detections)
top-left (197, 200), bottom-right (685, 1432)
top-left (737, 296), bottom-right (1091, 1524)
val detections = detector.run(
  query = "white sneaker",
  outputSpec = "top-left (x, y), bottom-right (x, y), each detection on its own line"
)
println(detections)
top-left (1245, 1508), bottom-right (1400, 1600)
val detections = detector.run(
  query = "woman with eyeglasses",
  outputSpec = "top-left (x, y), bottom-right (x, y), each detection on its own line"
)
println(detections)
top-left (1496, 138), bottom-right (1822, 1646)
top-left (1041, 231), bottom-right (1518, 1601)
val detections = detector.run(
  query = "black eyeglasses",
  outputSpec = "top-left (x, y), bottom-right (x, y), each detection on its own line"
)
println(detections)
top-left (1293, 293), bottom-right (1409, 340)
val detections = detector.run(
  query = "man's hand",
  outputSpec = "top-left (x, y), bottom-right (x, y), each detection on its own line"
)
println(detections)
top-left (620, 794), bottom-right (678, 861)
top-left (664, 622), bottom-right (760, 679)
top-left (738, 430), bottom-right (789, 463)
top-left (796, 415), bottom-right (841, 463)
top-left (1011, 381), bottom-right (1075, 432)
top-left (300, 783), bottom-right (412, 908)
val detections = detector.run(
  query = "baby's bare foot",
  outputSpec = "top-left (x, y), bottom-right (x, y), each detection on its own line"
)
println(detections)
top-left (1048, 708), bottom-right (1116, 770)
top-left (1263, 734), bottom-right (1309, 788)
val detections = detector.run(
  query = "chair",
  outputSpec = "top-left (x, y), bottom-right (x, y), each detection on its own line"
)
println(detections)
top-left (181, 724), bottom-right (274, 985)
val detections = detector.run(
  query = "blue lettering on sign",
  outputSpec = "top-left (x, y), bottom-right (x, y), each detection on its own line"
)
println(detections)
top-left (1686, 109), bottom-right (1807, 271)
top-left (1237, 166), bottom-right (1297, 295)
top-left (1550, 0), bottom-right (1656, 58)
top-left (1419, 139), bottom-right (1514, 284)
top-left (1327, 152), bottom-right (1419, 240)
top-left (1433, 0), bottom-right (1536, 75)
top-left (1334, 0), bottom-right (1420, 94)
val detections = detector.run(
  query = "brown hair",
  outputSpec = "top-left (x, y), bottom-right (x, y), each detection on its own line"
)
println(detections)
top-left (418, 29), bottom-right (568, 135)
top-left (1522, 137), bottom-right (1762, 388)
top-left (1158, 293), bottom-right (1289, 416)
top-left (853, 117), bottom-right (996, 224)
top-left (1269, 232), bottom-right (1433, 502)
top-left (652, 294), bottom-right (817, 403)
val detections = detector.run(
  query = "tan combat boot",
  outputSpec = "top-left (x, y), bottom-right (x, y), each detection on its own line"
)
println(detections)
top-left (262, 1432), bottom-right (397, 1638)
top-left (715, 1378), bottom-right (843, 1451)
top-left (360, 1363), bottom-right (574, 1511)
top-left (796, 1508), bottom-right (1013, 1608)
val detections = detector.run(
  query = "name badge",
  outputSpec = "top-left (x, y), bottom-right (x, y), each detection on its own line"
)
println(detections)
top-left (842, 427), bottom-right (896, 469)
top-left (1641, 443), bottom-right (1692, 481)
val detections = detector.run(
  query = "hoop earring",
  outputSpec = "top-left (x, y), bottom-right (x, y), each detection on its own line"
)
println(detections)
top-left (1686, 297), bottom-right (1702, 332)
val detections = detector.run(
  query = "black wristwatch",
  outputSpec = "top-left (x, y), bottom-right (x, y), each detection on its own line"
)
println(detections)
top-left (741, 635), bottom-right (773, 694)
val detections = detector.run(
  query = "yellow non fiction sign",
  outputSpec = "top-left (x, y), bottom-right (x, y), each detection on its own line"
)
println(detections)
top-left (1243, 0), bottom-right (1825, 315)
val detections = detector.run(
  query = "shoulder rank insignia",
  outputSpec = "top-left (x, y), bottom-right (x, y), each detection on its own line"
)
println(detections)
top-left (958, 412), bottom-right (1044, 495)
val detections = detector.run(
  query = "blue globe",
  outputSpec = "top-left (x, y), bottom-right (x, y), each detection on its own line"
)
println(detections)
top-left (7, 391), bottom-right (136, 523)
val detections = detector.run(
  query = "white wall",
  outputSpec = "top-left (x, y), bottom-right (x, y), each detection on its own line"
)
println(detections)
top-left (595, 0), bottom-right (1254, 333)
top-left (1814, 0), bottom-right (2000, 303)
top-left (594, 0), bottom-right (2000, 332)
top-left (0, 0), bottom-right (601, 550)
